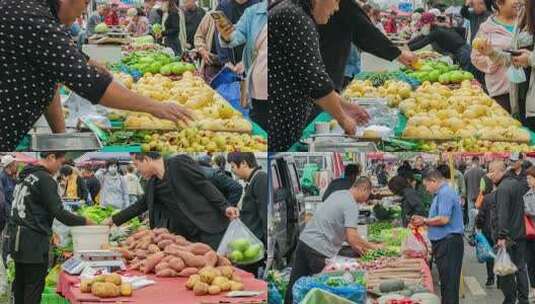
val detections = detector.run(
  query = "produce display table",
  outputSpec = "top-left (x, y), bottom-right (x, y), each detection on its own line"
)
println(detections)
top-left (57, 269), bottom-right (267, 304)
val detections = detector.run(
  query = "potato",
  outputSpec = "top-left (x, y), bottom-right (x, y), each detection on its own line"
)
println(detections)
top-left (120, 283), bottom-right (133, 297)
top-left (80, 279), bottom-right (93, 293)
top-left (204, 251), bottom-right (218, 267)
top-left (186, 274), bottom-right (201, 289)
top-left (156, 269), bottom-right (179, 277)
top-left (231, 273), bottom-right (242, 283)
top-left (216, 266), bottom-right (234, 279)
top-left (92, 282), bottom-right (120, 298)
top-left (208, 285), bottom-right (221, 295)
top-left (193, 282), bottom-right (209, 296)
top-left (94, 275), bottom-right (106, 283)
top-left (104, 273), bottom-right (122, 286)
top-left (230, 281), bottom-right (244, 291)
top-left (199, 267), bottom-right (217, 284)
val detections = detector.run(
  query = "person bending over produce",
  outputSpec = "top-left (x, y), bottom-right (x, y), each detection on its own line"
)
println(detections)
top-left (103, 153), bottom-right (240, 250)
top-left (197, 157), bottom-right (243, 207)
top-left (5, 152), bottom-right (94, 304)
top-left (387, 175), bottom-right (425, 227)
top-left (411, 169), bottom-right (464, 304)
top-left (284, 177), bottom-right (381, 304)
top-left (0, 0), bottom-right (193, 151)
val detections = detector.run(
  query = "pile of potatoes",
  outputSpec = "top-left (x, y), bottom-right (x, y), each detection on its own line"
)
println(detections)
top-left (186, 266), bottom-right (244, 296)
top-left (116, 228), bottom-right (232, 278)
top-left (80, 274), bottom-right (132, 298)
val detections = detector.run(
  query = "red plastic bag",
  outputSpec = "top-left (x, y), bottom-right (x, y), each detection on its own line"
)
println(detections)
top-left (401, 230), bottom-right (429, 259)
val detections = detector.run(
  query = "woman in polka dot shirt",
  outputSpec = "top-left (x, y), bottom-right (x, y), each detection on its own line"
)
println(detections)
top-left (268, 0), bottom-right (370, 151)
top-left (0, 0), bottom-right (194, 151)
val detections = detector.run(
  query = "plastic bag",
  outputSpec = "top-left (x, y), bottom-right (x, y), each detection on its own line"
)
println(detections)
top-left (401, 230), bottom-right (429, 259)
top-left (52, 219), bottom-right (71, 248)
top-left (217, 219), bottom-right (264, 265)
top-left (474, 232), bottom-right (495, 263)
top-left (493, 247), bottom-right (518, 276)
top-left (292, 275), bottom-right (366, 304)
top-left (323, 256), bottom-right (360, 273)
top-left (301, 288), bottom-right (355, 304)
top-left (506, 66), bottom-right (527, 84)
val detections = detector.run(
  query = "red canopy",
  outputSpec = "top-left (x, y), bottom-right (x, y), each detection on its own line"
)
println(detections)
top-left (14, 153), bottom-right (38, 164)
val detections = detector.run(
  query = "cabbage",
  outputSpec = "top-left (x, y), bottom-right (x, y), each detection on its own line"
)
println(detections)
top-left (95, 23), bottom-right (109, 34)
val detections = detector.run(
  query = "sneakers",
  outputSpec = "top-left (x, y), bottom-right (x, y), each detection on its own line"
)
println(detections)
top-left (485, 277), bottom-right (495, 287)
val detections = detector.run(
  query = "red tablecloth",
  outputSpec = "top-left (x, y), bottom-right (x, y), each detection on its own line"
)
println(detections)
top-left (57, 269), bottom-right (267, 304)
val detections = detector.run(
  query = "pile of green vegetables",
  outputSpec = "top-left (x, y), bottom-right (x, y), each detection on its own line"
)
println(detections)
top-left (368, 221), bottom-right (392, 241)
top-left (360, 247), bottom-right (400, 262)
top-left (354, 71), bottom-right (420, 87)
top-left (121, 51), bottom-right (195, 75)
top-left (107, 130), bottom-right (153, 146)
top-left (77, 205), bottom-right (115, 224)
top-left (373, 204), bottom-right (402, 221)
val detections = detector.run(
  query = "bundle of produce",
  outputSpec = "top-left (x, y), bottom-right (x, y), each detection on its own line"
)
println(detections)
top-left (343, 80), bottom-right (412, 107)
top-left (185, 266), bottom-right (245, 296)
top-left (121, 51), bottom-right (195, 76)
top-left (359, 247), bottom-right (400, 262)
top-left (363, 258), bottom-right (428, 291)
top-left (80, 274), bottom-right (133, 298)
top-left (77, 206), bottom-right (115, 224)
top-left (94, 23), bottom-right (109, 34)
top-left (403, 60), bottom-right (474, 84)
top-left (217, 219), bottom-right (265, 265)
top-left (353, 71), bottom-right (420, 88)
top-left (368, 222), bottom-right (393, 241)
top-left (400, 81), bottom-right (530, 142)
top-left (436, 139), bottom-right (533, 153)
top-left (115, 228), bottom-right (233, 278)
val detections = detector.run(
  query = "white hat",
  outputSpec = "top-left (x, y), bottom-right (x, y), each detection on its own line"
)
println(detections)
top-left (1, 155), bottom-right (15, 167)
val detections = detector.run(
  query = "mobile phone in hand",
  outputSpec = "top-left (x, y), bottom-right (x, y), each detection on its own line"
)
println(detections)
top-left (504, 49), bottom-right (522, 56)
top-left (209, 11), bottom-right (231, 27)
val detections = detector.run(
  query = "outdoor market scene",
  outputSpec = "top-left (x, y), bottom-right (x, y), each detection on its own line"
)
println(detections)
top-left (0, 0), bottom-right (267, 152)
top-left (267, 152), bottom-right (535, 304)
top-left (0, 152), bottom-right (267, 303)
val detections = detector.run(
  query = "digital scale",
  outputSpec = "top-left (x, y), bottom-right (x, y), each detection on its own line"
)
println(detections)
top-left (62, 250), bottom-right (126, 275)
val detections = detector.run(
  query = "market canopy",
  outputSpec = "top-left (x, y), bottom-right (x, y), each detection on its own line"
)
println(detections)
top-left (14, 152), bottom-right (38, 164)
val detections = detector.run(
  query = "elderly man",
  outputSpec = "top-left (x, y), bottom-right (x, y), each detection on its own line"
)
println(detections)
top-left (487, 160), bottom-right (529, 304)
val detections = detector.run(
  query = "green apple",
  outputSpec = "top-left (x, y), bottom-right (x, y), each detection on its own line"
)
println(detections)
top-left (244, 244), bottom-right (262, 260)
top-left (229, 250), bottom-right (243, 262)
top-left (229, 238), bottom-right (250, 252)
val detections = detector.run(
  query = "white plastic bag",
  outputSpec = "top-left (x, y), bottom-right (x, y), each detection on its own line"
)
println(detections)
top-left (217, 219), bottom-right (264, 265)
top-left (493, 247), bottom-right (518, 276)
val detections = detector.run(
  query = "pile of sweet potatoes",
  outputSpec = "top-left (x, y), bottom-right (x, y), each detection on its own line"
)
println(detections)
top-left (116, 228), bottom-right (232, 278)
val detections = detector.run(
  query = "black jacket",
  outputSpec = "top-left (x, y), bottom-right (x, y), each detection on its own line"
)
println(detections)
top-left (199, 165), bottom-right (243, 206)
top-left (322, 177), bottom-right (353, 201)
top-left (164, 11), bottom-right (180, 39)
top-left (408, 26), bottom-right (467, 54)
top-left (400, 187), bottom-right (425, 227)
top-left (460, 5), bottom-right (491, 43)
top-left (476, 191), bottom-right (497, 241)
top-left (84, 176), bottom-right (101, 202)
top-left (112, 155), bottom-right (231, 235)
top-left (240, 168), bottom-right (268, 245)
top-left (8, 165), bottom-right (86, 264)
top-left (495, 173), bottom-right (528, 241)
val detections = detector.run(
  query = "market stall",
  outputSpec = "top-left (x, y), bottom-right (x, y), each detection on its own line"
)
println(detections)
top-left (293, 52), bottom-right (535, 153)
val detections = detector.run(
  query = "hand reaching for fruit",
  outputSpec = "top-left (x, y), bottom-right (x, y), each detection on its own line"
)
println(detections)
top-left (397, 50), bottom-right (417, 67)
top-left (150, 102), bottom-right (194, 125)
top-left (342, 102), bottom-right (370, 125)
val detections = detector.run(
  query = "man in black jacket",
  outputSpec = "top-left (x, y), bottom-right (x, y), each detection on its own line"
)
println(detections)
top-left (322, 163), bottom-right (361, 201)
top-left (104, 153), bottom-right (239, 249)
top-left (197, 158), bottom-right (243, 206)
top-left (488, 160), bottom-right (529, 304)
top-left (7, 152), bottom-right (92, 304)
top-left (228, 153), bottom-right (267, 276)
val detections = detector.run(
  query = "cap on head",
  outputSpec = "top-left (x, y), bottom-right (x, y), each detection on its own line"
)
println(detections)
top-left (1, 155), bottom-right (15, 167)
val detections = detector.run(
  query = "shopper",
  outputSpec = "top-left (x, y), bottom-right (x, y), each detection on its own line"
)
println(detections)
top-left (197, 159), bottom-right (243, 207)
top-left (475, 177), bottom-right (497, 287)
top-left (195, 13), bottom-right (222, 82)
top-left (285, 177), bottom-right (381, 304)
top-left (471, 0), bottom-right (518, 112)
top-left (344, 46), bottom-right (361, 88)
top-left (214, 155), bottom-right (233, 178)
top-left (125, 165), bottom-right (143, 207)
top-left (388, 175), bottom-right (425, 227)
top-left (0, 155), bottom-right (17, 230)
top-left (487, 160), bottom-right (529, 304)
top-left (96, 161), bottom-right (129, 210)
top-left (126, 8), bottom-right (150, 37)
top-left (6, 152), bottom-right (93, 304)
top-left (409, 12), bottom-right (476, 74)
top-left (104, 153), bottom-right (239, 249)
top-left (385, 11), bottom-right (398, 34)
top-left (215, 1), bottom-right (267, 130)
top-left (268, 0), bottom-right (371, 151)
top-left (462, 0), bottom-right (492, 43)
top-left (0, 0), bottom-right (194, 151)
top-left (464, 157), bottom-right (486, 239)
top-left (228, 152), bottom-right (267, 276)
top-left (59, 165), bottom-right (88, 202)
top-left (322, 163), bottom-right (361, 201)
top-left (158, 0), bottom-right (183, 55)
top-left (411, 169), bottom-right (464, 304)
top-left (81, 167), bottom-right (101, 204)
top-left (105, 3), bottom-right (120, 26)
top-left (377, 163), bottom-right (389, 187)
top-left (413, 156), bottom-right (426, 177)
top-left (182, 0), bottom-right (206, 50)
top-left (523, 166), bottom-right (535, 298)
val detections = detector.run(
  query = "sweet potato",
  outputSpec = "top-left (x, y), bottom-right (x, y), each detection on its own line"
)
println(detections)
top-left (155, 262), bottom-right (170, 273)
top-left (178, 267), bottom-right (199, 277)
top-left (127, 261), bottom-right (142, 271)
top-left (139, 238), bottom-right (152, 250)
top-left (168, 257), bottom-right (185, 272)
top-left (162, 255), bottom-right (174, 263)
top-left (156, 269), bottom-right (178, 277)
top-left (125, 236), bottom-right (135, 246)
top-left (135, 249), bottom-right (148, 259)
top-left (187, 243), bottom-right (212, 255)
top-left (148, 244), bottom-right (161, 254)
top-left (155, 233), bottom-right (176, 243)
top-left (175, 235), bottom-right (189, 246)
top-left (132, 229), bottom-right (150, 240)
top-left (204, 251), bottom-right (218, 267)
top-left (153, 228), bottom-right (169, 235)
top-left (217, 256), bottom-right (232, 267)
top-left (178, 251), bottom-right (206, 268)
top-left (115, 248), bottom-right (132, 260)
top-left (142, 252), bottom-right (165, 274)
top-left (158, 239), bottom-right (175, 250)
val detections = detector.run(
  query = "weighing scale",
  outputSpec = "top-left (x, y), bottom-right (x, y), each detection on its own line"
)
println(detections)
top-left (62, 250), bottom-right (125, 275)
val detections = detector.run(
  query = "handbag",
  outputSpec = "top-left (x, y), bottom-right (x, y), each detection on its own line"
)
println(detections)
top-left (525, 215), bottom-right (535, 240)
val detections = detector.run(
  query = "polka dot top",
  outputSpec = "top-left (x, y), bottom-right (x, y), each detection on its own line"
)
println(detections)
top-left (0, 0), bottom-right (113, 151)
top-left (268, 0), bottom-right (334, 152)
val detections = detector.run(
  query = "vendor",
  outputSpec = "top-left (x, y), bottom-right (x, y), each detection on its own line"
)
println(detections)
top-left (228, 152), bottom-right (268, 276)
top-left (285, 177), bottom-right (381, 304)
top-left (6, 152), bottom-right (93, 304)
top-left (103, 153), bottom-right (240, 249)
top-left (411, 169), bottom-right (464, 304)
top-left (387, 175), bottom-right (425, 227)
top-left (0, 0), bottom-right (193, 151)
top-left (408, 12), bottom-right (476, 74)
top-left (322, 163), bottom-right (361, 201)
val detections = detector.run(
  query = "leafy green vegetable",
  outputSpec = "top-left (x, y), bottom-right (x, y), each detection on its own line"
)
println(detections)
top-left (6, 259), bottom-right (14, 284)
top-left (360, 248), bottom-right (400, 262)
top-left (77, 205), bottom-right (116, 224)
